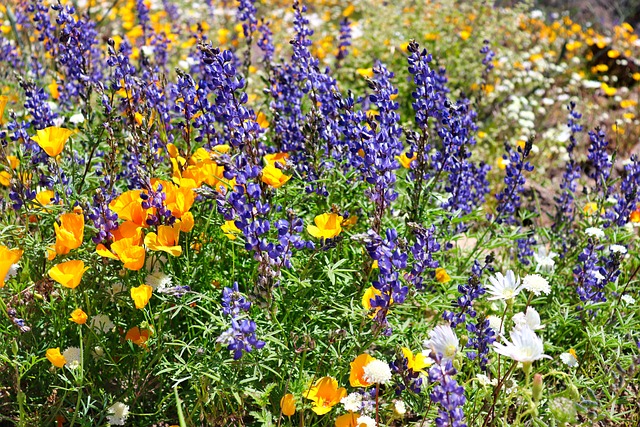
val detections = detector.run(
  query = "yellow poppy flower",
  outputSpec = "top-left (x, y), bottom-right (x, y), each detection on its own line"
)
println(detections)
top-left (112, 221), bottom-right (144, 245)
top-left (54, 212), bottom-right (85, 256)
top-left (221, 220), bottom-right (241, 240)
top-left (6, 155), bottom-right (19, 169)
top-left (304, 376), bottom-right (346, 415)
top-left (435, 267), bottom-right (451, 283)
top-left (109, 190), bottom-right (153, 227)
top-left (401, 347), bottom-right (431, 372)
top-left (31, 127), bottom-right (75, 157)
top-left (264, 152), bottom-right (289, 167)
top-left (46, 348), bottom-right (67, 368)
top-left (130, 284), bottom-right (153, 309)
top-left (48, 260), bottom-right (88, 289)
top-left (362, 286), bottom-right (380, 311)
top-left (496, 157), bottom-right (510, 170)
top-left (125, 326), bottom-right (151, 347)
top-left (35, 190), bottom-right (55, 208)
top-left (144, 224), bottom-right (182, 256)
top-left (69, 308), bottom-right (88, 325)
top-left (343, 4), bottom-right (355, 17)
top-left (349, 353), bottom-right (374, 387)
top-left (0, 171), bottom-right (10, 186)
top-left (261, 164), bottom-right (291, 188)
top-left (280, 393), bottom-right (296, 417)
top-left (178, 211), bottom-right (195, 232)
top-left (459, 30), bottom-right (471, 40)
top-left (307, 213), bottom-right (343, 239)
top-left (397, 152), bottom-right (417, 169)
top-left (583, 202), bottom-right (599, 215)
top-left (110, 238), bottom-right (146, 270)
top-left (601, 83), bottom-right (617, 96)
top-left (0, 95), bottom-right (8, 124)
top-left (0, 245), bottom-right (23, 287)
top-left (620, 99), bottom-right (637, 109)
top-left (335, 412), bottom-right (360, 427)
top-left (256, 111), bottom-right (269, 129)
top-left (356, 68), bottom-right (374, 78)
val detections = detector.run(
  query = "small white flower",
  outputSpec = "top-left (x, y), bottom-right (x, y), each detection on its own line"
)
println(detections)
top-left (62, 347), bottom-right (82, 369)
top-left (486, 270), bottom-right (523, 301)
top-left (356, 415), bottom-right (377, 427)
top-left (90, 314), bottom-right (114, 334)
top-left (493, 326), bottom-right (551, 363)
top-left (69, 112), bottom-right (85, 124)
top-left (476, 373), bottom-right (498, 387)
top-left (522, 274), bottom-right (551, 296)
top-left (505, 379), bottom-right (519, 395)
top-left (393, 399), bottom-right (406, 416)
top-left (585, 227), bottom-right (605, 238)
top-left (487, 315), bottom-right (505, 337)
top-left (145, 271), bottom-right (172, 291)
top-left (107, 402), bottom-right (130, 426)
top-left (362, 360), bottom-right (392, 385)
top-left (92, 346), bottom-right (104, 360)
top-left (110, 282), bottom-right (126, 299)
top-left (609, 244), bottom-right (627, 254)
top-left (592, 270), bottom-right (606, 281)
top-left (341, 392), bottom-right (362, 412)
top-left (422, 324), bottom-right (459, 360)
top-left (4, 263), bottom-right (20, 282)
top-left (583, 80), bottom-right (603, 89)
top-left (513, 307), bottom-right (544, 330)
top-left (530, 9), bottom-right (544, 19)
top-left (560, 350), bottom-right (578, 367)
top-left (533, 246), bottom-right (557, 273)
top-left (621, 294), bottom-right (636, 305)
top-left (141, 45), bottom-right (155, 57)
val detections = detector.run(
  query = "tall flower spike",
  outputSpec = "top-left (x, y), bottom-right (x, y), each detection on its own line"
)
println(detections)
top-left (554, 102), bottom-right (582, 230)
top-left (427, 352), bottom-right (467, 427)
top-left (217, 283), bottom-right (265, 359)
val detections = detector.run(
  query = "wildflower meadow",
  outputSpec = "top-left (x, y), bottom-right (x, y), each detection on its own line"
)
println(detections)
top-left (1, 0), bottom-right (640, 425)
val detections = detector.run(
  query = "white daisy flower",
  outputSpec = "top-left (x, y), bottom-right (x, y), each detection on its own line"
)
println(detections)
top-left (533, 247), bottom-right (557, 273)
top-left (512, 307), bottom-right (544, 330)
top-left (476, 373), bottom-right (498, 387)
top-left (362, 360), bottom-right (392, 385)
top-left (487, 315), bottom-right (505, 337)
top-left (422, 324), bottom-right (459, 360)
top-left (522, 274), bottom-right (551, 296)
top-left (356, 415), bottom-right (377, 427)
top-left (493, 326), bottom-right (551, 363)
top-left (560, 349), bottom-right (578, 367)
top-left (609, 244), bottom-right (627, 254)
top-left (62, 347), bottom-right (82, 369)
top-left (486, 270), bottom-right (523, 301)
top-left (107, 402), bottom-right (130, 426)
top-left (585, 227), bottom-right (605, 238)
top-left (340, 392), bottom-right (362, 412)
top-left (69, 112), bottom-right (85, 124)
top-left (90, 314), bottom-right (115, 334)
top-left (393, 399), bottom-right (406, 416)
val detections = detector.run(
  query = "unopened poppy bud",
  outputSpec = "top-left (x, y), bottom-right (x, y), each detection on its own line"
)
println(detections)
top-left (532, 373), bottom-right (543, 402)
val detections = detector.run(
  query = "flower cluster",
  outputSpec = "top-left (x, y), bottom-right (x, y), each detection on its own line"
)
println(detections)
top-left (217, 283), bottom-right (265, 360)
